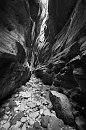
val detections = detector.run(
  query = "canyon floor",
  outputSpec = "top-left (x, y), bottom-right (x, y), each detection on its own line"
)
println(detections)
top-left (0, 75), bottom-right (75, 130)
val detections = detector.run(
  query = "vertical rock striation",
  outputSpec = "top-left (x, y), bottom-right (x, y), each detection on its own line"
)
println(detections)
top-left (0, 0), bottom-right (42, 102)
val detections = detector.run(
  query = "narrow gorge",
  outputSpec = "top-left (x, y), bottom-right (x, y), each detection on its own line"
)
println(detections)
top-left (0, 0), bottom-right (86, 129)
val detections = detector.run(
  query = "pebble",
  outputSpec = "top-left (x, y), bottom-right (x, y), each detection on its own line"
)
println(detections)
top-left (3, 122), bottom-right (10, 129)
top-left (1, 120), bottom-right (7, 125)
top-left (21, 85), bottom-right (26, 91)
top-left (13, 121), bottom-right (21, 129)
top-left (3, 115), bottom-right (8, 120)
top-left (36, 101), bottom-right (41, 106)
top-left (9, 100), bottom-right (17, 109)
top-left (14, 107), bottom-right (19, 112)
top-left (41, 115), bottom-right (50, 128)
top-left (14, 94), bottom-right (19, 98)
top-left (33, 121), bottom-right (41, 129)
top-left (42, 100), bottom-right (49, 105)
top-left (50, 111), bottom-right (56, 117)
top-left (29, 111), bottom-right (39, 119)
top-left (5, 111), bottom-right (10, 115)
top-left (44, 109), bottom-right (51, 116)
top-left (5, 107), bottom-right (10, 111)
top-left (21, 117), bottom-right (27, 123)
top-left (29, 119), bottom-right (35, 125)
top-left (19, 104), bottom-right (25, 111)
top-left (20, 92), bottom-right (31, 98)
top-left (27, 102), bottom-right (36, 108)
top-left (43, 106), bottom-right (48, 110)
top-left (10, 112), bottom-right (24, 125)
top-left (15, 101), bottom-right (20, 106)
top-left (40, 109), bottom-right (44, 115)
top-left (36, 114), bottom-right (41, 120)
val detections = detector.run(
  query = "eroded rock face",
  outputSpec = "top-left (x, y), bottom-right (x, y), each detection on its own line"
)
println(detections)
top-left (0, 0), bottom-right (41, 102)
top-left (34, 2), bottom-right (86, 126)
top-left (47, 0), bottom-right (77, 43)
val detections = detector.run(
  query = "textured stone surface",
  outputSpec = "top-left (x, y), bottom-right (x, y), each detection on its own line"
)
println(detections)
top-left (47, 116), bottom-right (61, 130)
top-left (0, 0), bottom-right (86, 129)
top-left (49, 91), bottom-right (74, 125)
top-left (0, 75), bottom-right (75, 130)
top-left (41, 115), bottom-right (50, 128)
top-left (0, 0), bottom-right (32, 102)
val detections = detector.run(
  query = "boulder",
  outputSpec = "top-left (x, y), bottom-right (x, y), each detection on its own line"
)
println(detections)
top-left (41, 115), bottom-right (50, 128)
top-left (33, 121), bottom-right (41, 129)
top-left (41, 115), bottom-right (64, 130)
top-left (47, 116), bottom-right (64, 130)
top-left (49, 90), bottom-right (74, 125)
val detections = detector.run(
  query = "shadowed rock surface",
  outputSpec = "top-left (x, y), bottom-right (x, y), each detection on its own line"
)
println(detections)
top-left (0, 0), bottom-right (42, 102)
top-left (49, 91), bottom-right (74, 126)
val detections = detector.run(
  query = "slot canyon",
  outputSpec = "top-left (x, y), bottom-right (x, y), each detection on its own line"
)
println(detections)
top-left (0, 0), bottom-right (86, 129)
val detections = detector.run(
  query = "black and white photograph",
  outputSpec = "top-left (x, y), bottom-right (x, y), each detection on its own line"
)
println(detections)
top-left (0, 0), bottom-right (86, 129)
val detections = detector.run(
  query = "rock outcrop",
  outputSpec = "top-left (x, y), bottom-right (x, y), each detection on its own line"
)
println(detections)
top-left (49, 91), bottom-right (74, 125)
top-left (33, 0), bottom-right (86, 128)
top-left (0, 0), bottom-right (42, 102)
